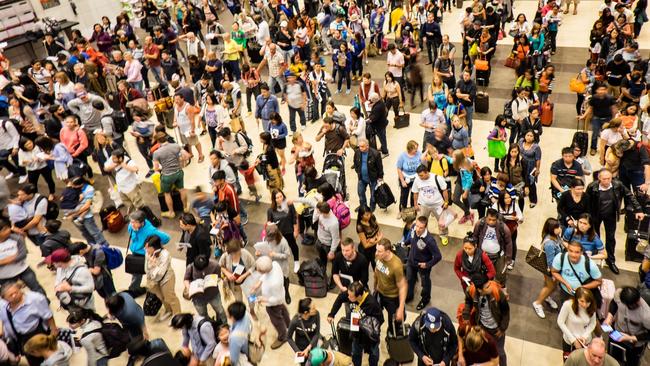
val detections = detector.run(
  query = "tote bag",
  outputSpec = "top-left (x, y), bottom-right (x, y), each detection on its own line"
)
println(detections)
top-left (487, 140), bottom-right (506, 158)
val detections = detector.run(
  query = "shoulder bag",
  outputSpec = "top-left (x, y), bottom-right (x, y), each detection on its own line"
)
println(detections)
top-left (124, 234), bottom-right (146, 275)
top-left (525, 239), bottom-right (549, 274)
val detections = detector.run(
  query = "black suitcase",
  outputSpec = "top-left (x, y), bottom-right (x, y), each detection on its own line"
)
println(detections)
top-left (625, 215), bottom-right (648, 262)
top-left (386, 320), bottom-right (414, 363)
top-left (476, 69), bottom-right (490, 87)
top-left (158, 190), bottom-right (184, 213)
top-left (475, 91), bottom-right (489, 113)
top-left (336, 318), bottom-right (353, 356)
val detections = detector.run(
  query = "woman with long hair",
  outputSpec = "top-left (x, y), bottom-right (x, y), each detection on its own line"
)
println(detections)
top-left (471, 166), bottom-right (493, 218)
top-left (8, 97), bottom-right (41, 141)
top-left (427, 74), bottom-right (449, 111)
top-left (66, 307), bottom-right (109, 365)
top-left (562, 213), bottom-right (607, 260)
top-left (18, 136), bottom-right (56, 199)
top-left (396, 140), bottom-right (421, 212)
top-left (34, 136), bottom-right (73, 182)
top-left (598, 118), bottom-right (628, 166)
top-left (350, 32), bottom-right (366, 82)
top-left (453, 150), bottom-right (475, 224)
top-left (267, 189), bottom-right (300, 273)
top-left (537, 64), bottom-right (555, 105)
top-left (519, 129), bottom-right (542, 208)
top-left (356, 205), bottom-right (383, 269)
top-left (528, 25), bottom-right (545, 71)
top-left (532, 218), bottom-right (562, 318)
top-left (504, 143), bottom-right (525, 211)
top-left (257, 131), bottom-right (284, 194)
top-left (557, 287), bottom-right (598, 361)
top-left (23, 334), bottom-right (72, 366)
top-left (382, 71), bottom-right (403, 122)
top-left (219, 239), bottom-right (255, 301)
top-left (493, 191), bottom-right (523, 270)
top-left (458, 326), bottom-right (499, 366)
top-left (92, 130), bottom-right (122, 177)
top-left (258, 222), bottom-right (293, 304)
top-left (453, 233), bottom-right (496, 290)
top-left (512, 34), bottom-right (530, 76)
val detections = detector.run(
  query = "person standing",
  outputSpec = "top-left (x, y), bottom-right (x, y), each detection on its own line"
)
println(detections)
top-left (178, 213), bottom-right (212, 266)
top-left (408, 307), bottom-right (458, 366)
top-left (144, 236), bottom-right (181, 322)
top-left (406, 216), bottom-right (442, 311)
top-left (471, 208), bottom-right (513, 288)
top-left (578, 83), bottom-right (617, 156)
top-left (152, 132), bottom-right (192, 219)
top-left (550, 147), bottom-right (584, 201)
top-left (284, 73), bottom-right (308, 133)
top-left (564, 338), bottom-right (619, 366)
top-left (0, 218), bottom-right (46, 295)
top-left (173, 94), bottom-right (205, 164)
top-left (366, 93), bottom-right (389, 156)
top-left (353, 139), bottom-right (383, 212)
top-left (411, 164), bottom-right (450, 245)
top-left (183, 255), bottom-right (226, 320)
top-left (557, 288), bottom-right (598, 360)
top-left (585, 168), bottom-right (643, 274)
top-left (255, 83), bottom-right (281, 132)
top-left (386, 44), bottom-right (406, 102)
top-left (252, 256), bottom-right (291, 350)
top-left (602, 287), bottom-right (650, 366)
top-left (103, 149), bottom-right (143, 215)
top-left (462, 273), bottom-right (510, 366)
top-left (288, 298), bottom-right (321, 361)
top-left (374, 239), bottom-right (407, 335)
top-left (551, 241), bottom-right (603, 306)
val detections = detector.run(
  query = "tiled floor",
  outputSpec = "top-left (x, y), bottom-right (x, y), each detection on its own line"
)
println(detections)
top-left (8, 0), bottom-right (650, 365)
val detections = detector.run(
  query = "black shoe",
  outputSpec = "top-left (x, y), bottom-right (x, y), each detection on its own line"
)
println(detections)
top-left (606, 260), bottom-right (620, 275)
top-left (416, 300), bottom-right (428, 311)
top-left (286, 296), bottom-right (292, 305)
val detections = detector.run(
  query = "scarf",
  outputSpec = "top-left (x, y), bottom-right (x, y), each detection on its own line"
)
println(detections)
top-left (462, 247), bottom-right (484, 274)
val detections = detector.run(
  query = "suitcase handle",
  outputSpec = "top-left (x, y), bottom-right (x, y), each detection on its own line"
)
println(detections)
top-left (330, 320), bottom-right (339, 344)
top-left (392, 315), bottom-right (407, 336)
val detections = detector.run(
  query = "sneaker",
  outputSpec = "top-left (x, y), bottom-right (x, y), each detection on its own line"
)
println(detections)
top-left (4, 173), bottom-right (14, 180)
top-left (545, 297), bottom-right (559, 310)
top-left (345, 89), bottom-right (351, 95)
top-left (158, 311), bottom-right (172, 322)
top-left (18, 175), bottom-right (28, 184)
top-left (530, 203), bottom-right (536, 208)
top-left (381, 152), bottom-right (390, 159)
top-left (507, 261), bottom-right (515, 270)
top-left (532, 302), bottom-right (546, 318)
top-left (294, 261), bottom-right (300, 273)
top-left (301, 125), bottom-right (306, 131)
top-left (440, 236), bottom-right (449, 246)
top-left (335, 89), bottom-right (341, 94)
top-left (161, 211), bottom-right (175, 219)
top-left (242, 216), bottom-right (249, 225)
top-left (270, 340), bottom-right (286, 350)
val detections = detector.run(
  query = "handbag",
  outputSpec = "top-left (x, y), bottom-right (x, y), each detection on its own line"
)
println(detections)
top-left (525, 242), bottom-right (549, 274)
top-left (475, 58), bottom-right (489, 71)
top-left (487, 139), bottom-right (506, 159)
top-left (504, 54), bottom-right (519, 69)
top-left (143, 291), bottom-right (163, 316)
top-left (569, 73), bottom-right (586, 94)
top-left (124, 236), bottom-right (146, 275)
top-left (400, 207), bottom-right (417, 222)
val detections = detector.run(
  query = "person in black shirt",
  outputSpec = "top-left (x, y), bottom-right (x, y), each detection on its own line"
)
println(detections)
top-left (579, 83), bottom-right (617, 155)
top-left (621, 67), bottom-right (646, 106)
top-left (160, 50), bottom-right (182, 81)
top-left (619, 139), bottom-right (650, 192)
top-left (431, 126), bottom-right (453, 156)
top-left (605, 54), bottom-right (630, 98)
top-left (332, 238), bottom-right (369, 292)
top-left (188, 56), bottom-right (208, 84)
top-left (153, 26), bottom-right (171, 54)
top-left (585, 168), bottom-right (644, 274)
top-left (408, 307), bottom-right (458, 366)
top-left (178, 213), bottom-right (212, 266)
top-left (43, 33), bottom-right (65, 57)
top-left (550, 147), bottom-right (584, 200)
top-left (456, 70), bottom-right (477, 137)
top-left (287, 298), bottom-right (321, 360)
top-left (557, 178), bottom-right (590, 229)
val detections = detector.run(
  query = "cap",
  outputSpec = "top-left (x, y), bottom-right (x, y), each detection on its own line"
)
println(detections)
top-left (309, 348), bottom-right (327, 366)
top-left (284, 70), bottom-right (296, 78)
top-left (280, 20), bottom-right (288, 28)
top-left (423, 308), bottom-right (442, 331)
top-left (45, 248), bottom-right (71, 265)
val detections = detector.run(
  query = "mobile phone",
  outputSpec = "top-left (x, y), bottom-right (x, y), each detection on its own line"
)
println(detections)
top-left (609, 330), bottom-right (623, 342)
top-left (601, 324), bottom-right (613, 333)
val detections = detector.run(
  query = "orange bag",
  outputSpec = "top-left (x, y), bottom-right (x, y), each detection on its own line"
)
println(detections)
top-left (475, 59), bottom-right (489, 71)
top-left (541, 101), bottom-right (554, 126)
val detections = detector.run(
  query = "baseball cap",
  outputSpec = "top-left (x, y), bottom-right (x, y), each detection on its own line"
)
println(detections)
top-left (45, 248), bottom-right (71, 265)
top-left (423, 308), bottom-right (442, 331)
top-left (309, 348), bottom-right (327, 366)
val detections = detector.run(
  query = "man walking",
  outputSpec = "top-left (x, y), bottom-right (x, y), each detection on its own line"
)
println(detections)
top-left (406, 216), bottom-right (442, 310)
top-left (353, 138), bottom-right (383, 212)
top-left (412, 164), bottom-right (450, 245)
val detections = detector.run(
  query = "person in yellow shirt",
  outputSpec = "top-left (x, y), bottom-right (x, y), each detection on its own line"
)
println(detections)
top-left (221, 33), bottom-right (242, 81)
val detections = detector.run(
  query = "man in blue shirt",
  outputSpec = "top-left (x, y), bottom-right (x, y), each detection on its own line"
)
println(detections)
top-left (552, 241), bottom-right (603, 302)
top-left (407, 216), bottom-right (442, 310)
top-left (127, 210), bottom-right (171, 296)
top-left (255, 84), bottom-right (280, 132)
top-left (353, 138), bottom-right (383, 211)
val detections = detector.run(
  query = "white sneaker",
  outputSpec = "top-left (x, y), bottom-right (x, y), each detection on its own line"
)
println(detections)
top-left (293, 261), bottom-right (300, 273)
top-left (4, 173), bottom-right (14, 180)
top-left (507, 261), bottom-right (514, 270)
top-left (532, 302), bottom-right (546, 319)
top-left (18, 175), bottom-right (28, 184)
top-left (545, 297), bottom-right (559, 310)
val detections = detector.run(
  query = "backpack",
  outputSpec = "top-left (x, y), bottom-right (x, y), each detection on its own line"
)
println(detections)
top-left (235, 131), bottom-right (253, 158)
top-left (36, 196), bottom-right (59, 221)
top-left (94, 245), bottom-right (124, 271)
top-left (326, 193), bottom-right (351, 230)
top-left (111, 110), bottom-right (129, 134)
top-left (140, 206), bottom-right (161, 227)
top-left (100, 205), bottom-right (125, 233)
top-left (82, 322), bottom-right (130, 359)
top-left (197, 317), bottom-right (224, 347)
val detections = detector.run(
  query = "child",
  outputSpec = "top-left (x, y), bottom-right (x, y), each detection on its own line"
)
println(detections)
top-left (238, 160), bottom-right (260, 203)
top-left (191, 186), bottom-right (215, 226)
top-left (269, 112), bottom-right (288, 175)
top-left (453, 150), bottom-right (476, 225)
top-left (60, 182), bottom-right (83, 225)
top-left (487, 115), bottom-right (509, 172)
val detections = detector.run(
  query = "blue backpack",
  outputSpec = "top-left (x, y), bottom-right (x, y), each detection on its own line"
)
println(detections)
top-left (96, 245), bottom-right (124, 270)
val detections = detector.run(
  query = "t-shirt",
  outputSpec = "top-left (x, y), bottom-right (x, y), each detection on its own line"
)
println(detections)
top-left (109, 158), bottom-right (139, 194)
top-left (589, 95), bottom-right (616, 119)
top-left (412, 174), bottom-right (447, 207)
top-left (481, 226), bottom-right (501, 255)
top-left (153, 143), bottom-right (183, 176)
top-left (561, 227), bottom-right (604, 255)
top-left (396, 151), bottom-right (422, 181)
top-left (324, 125), bottom-right (349, 153)
top-left (375, 254), bottom-right (404, 298)
top-left (550, 159), bottom-right (584, 190)
top-left (80, 184), bottom-right (96, 219)
top-left (331, 252), bottom-right (369, 287)
top-left (552, 254), bottom-right (602, 294)
top-left (564, 349), bottom-right (619, 366)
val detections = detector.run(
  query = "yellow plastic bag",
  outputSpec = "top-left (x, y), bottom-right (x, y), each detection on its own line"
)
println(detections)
top-left (469, 43), bottom-right (479, 58)
top-left (151, 172), bottom-right (161, 193)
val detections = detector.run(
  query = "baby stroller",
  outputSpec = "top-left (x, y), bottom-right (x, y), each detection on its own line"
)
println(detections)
top-left (322, 153), bottom-right (346, 196)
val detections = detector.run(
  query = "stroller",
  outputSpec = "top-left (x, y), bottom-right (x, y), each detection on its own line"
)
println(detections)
top-left (322, 153), bottom-right (346, 196)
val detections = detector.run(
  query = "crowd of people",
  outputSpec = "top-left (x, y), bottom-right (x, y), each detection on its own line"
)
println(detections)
top-left (0, 0), bottom-right (648, 365)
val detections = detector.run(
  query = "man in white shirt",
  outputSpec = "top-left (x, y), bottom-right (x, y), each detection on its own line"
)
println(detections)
top-left (420, 101), bottom-right (446, 148)
top-left (0, 119), bottom-right (24, 181)
top-left (103, 149), bottom-right (143, 215)
top-left (252, 256), bottom-right (290, 350)
top-left (411, 164), bottom-right (450, 245)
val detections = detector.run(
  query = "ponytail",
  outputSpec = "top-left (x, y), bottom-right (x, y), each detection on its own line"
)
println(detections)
top-left (23, 334), bottom-right (59, 355)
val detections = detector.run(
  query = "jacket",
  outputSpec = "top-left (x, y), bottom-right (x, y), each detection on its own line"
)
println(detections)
top-left (367, 100), bottom-right (389, 129)
top-left (182, 225), bottom-right (212, 266)
top-left (328, 291), bottom-right (384, 346)
top-left (55, 256), bottom-right (96, 310)
top-left (471, 219), bottom-right (513, 260)
top-left (79, 320), bottom-right (108, 366)
top-left (41, 341), bottom-right (72, 366)
top-left (128, 220), bottom-right (171, 255)
top-left (408, 312), bottom-right (458, 365)
top-left (585, 179), bottom-right (641, 221)
top-left (463, 281), bottom-right (510, 332)
top-left (421, 21), bottom-right (442, 44)
top-left (353, 147), bottom-right (384, 182)
top-left (407, 231), bottom-right (442, 268)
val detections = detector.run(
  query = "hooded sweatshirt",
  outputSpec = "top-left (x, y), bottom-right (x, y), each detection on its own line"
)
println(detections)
top-left (128, 220), bottom-right (171, 255)
top-left (79, 319), bottom-right (108, 366)
top-left (55, 256), bottom-right (96, 310)
top-left (41, 341), bottom-right (72, 366)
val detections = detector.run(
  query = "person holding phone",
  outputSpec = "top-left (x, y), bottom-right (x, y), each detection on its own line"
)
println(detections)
top-left (602, 287), bottom-right (650, 366)
top-left (551, 241), bottom-right (603, 306)
top-left (557, 288), bottom-right (598, 361)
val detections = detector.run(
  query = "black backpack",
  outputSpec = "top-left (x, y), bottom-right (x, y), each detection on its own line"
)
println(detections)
top-left (140, 206), bottom-right (161, 227)
top-left (36, 196), bottom-right (59, 220)
top-left (111, 110), bottom-right (129, 134)
top-left (235, 131), bottom-right (253, 158)
top-left (82, 322), bottom-right (130, 359)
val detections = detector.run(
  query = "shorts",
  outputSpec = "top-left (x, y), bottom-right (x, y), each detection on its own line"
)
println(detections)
top-left (160, 170), bottom-right (184, 193)
top-left (179, 132), bottom-right (200, 146)
top-left (272, 138), bottom-right (287, 150)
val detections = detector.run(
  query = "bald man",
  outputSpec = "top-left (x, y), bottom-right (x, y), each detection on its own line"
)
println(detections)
top-left (565, 338), bottom-right (619, 366)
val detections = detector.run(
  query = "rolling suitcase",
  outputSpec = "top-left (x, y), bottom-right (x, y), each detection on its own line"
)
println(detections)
top-left (476, 69), bottom-right (490, 87)
top-left (475, 90), bottom-right (489, 114)
top-left (336, 318), bottom-right (353, 356)
top-left (386, 320), bottom-right (414, 363)
top-left (540, 101), bottom-right (554, 126)
top-left (158, 190), bottom-right (184, 212)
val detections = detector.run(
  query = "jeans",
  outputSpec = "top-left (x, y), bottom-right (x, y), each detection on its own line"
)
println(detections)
top-left (351, 56), bottom-right (363, 77)
top-left (425, 40), bottom-right (437, 63)
top-left (149, 66), bottom-right (166, 86)
top-left (268, 76), bottom-right (285, 95)
top-left (594, 215), bottom-right (618, 262)
top-left (289, 106), bottom-right (306, 132)
top-left (619, 166), bottom-right (645, 192)
top-left (373, 125), bottom-right (388, 154)
top-left (0, 153), bottom-right (22, 175)
top-left (465, 105), bottom-right (474, 137)
top-left (97, 357), bottom-right (109, 366)
top-left (312, 93), bottom-right (328, 122)
top-left (246, 85), bottom-right (261, 113)
top-left (357, 179), bottom-right (377, 210)
top-left (136, 136), bottom-right (153, 169)
top-left (486, 328), bottom-right (507, 366)
top-left (351, 338), bottom-right (379, 366)
top-left (225, 60), bottom-right (241, 81)
top-left (74, 217), bottom-right (109, 246)
top-left (452, 179), bottom-right (470, 216)
top-left (129, 80), bottom-right (144, 95)
top-left (193, 293), bottom-right (227, 319)
top-left (96, 273), bottom-right (116, 298)
top-left (591, 116), bottom-right (609, 150)
top-left (406, 265), bottom-right (432, 303)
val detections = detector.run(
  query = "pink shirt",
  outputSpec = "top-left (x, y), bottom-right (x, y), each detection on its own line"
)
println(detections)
top-left (124, 59), bottom-right (143, 83)
top-left (59, 127), bottom-right (88, 158)
top-left (386, 50), bottom-right (405, 77)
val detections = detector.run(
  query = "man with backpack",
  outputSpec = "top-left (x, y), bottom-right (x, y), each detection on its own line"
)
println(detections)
top-left (71, 242), bottom-right (116, 299)
top-left (13, 184), bottom-right (52, 246)
top-left (411, 164), bottom-right (450, 245)
top-left (170, 313), bottom-right (218, 366)
top-left (0, 218), bottom-right (46, 295)
top-left (408, 307), bottom-right (458, 366)
top-left (92, 100), bottom-right (125, 146)
top-left (471, 208), bottom-right (513, 288)
top-left (462, 273), bottom-right (510, 366)
top-left (552, 240), bottom-right (603, 305)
